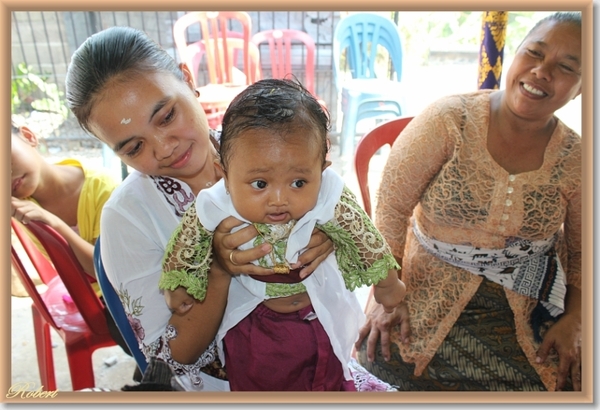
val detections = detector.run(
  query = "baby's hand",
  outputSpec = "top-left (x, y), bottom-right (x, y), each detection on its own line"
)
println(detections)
top-left (164, 286), bottom-right (195, 315)
top-left (374, 279), bottom-right (406, 313)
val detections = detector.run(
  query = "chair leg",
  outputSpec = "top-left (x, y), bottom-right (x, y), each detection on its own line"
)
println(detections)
top-left (64, 337), bottom-right (96, 391)
top-left (339, 97), bottom-right (360, 158)
top-left (31, 307), bottom-right (57, 391)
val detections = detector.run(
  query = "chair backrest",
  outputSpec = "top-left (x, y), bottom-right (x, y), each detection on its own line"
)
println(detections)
top-left (11, 223), bottom-right (61, 331)
top-left (333, 13), bottom-right (404, 90)
top-left (93, 237), bottom-right (148, 373)
top-left (173, 11), bottom-right (255, 86)
top-left (13, 219), bottom-right (109, 335)
top-left (251, 29), bottom-right (316, 95)
top-left (354, 116), bottom-right (413, 218)
top-left (11, 220), bottom-right (57, 285)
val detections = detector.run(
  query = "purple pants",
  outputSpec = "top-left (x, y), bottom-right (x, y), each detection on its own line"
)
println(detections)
top-left (223, 303), bottom-right (355, 391)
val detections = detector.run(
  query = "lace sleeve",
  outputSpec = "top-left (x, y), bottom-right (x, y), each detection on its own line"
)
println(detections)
top-left (159, 202), bottom-right (214, 301)
top-left (374, 95), bottom-right (459, 256)
top-left (318, 186), bottom-right (399, 291)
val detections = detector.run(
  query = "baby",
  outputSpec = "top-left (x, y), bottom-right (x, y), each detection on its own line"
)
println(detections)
top-left (160, 78), bottom-right (406, 391)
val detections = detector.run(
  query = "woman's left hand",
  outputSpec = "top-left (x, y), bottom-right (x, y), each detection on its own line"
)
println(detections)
top-left (536, 313), bottom-right (582, 391)
top-left (294, 228), bottom-right (334, 279)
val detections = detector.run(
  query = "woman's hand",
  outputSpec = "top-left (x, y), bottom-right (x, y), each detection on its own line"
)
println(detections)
top-left (295, 228), bottom-right (334, 279)
top-left (213, 218), bottom-right (334, 278)
top-left (213, 216), bottom-right (273, 276)
top-left (355, 301), bottom-right (411, 363)
top-left (536, 313), bottom-right (582, 391)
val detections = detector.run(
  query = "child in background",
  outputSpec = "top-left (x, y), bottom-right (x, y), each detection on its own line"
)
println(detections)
top-left (160, 78), bottom-right (406, 391)
top-left (11, 120), bottom-right (118, 276)
top-left (10, 119), bottom-right (140, 377)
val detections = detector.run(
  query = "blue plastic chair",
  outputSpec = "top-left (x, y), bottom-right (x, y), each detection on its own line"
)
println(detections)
top-left (333, 13), bottom-right (407, 157)
top-left (93, 238), bottom-right (148, 374)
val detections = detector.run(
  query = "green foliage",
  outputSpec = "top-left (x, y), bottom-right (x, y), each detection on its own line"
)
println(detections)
top-left (11, 62), bottom-right (68, 119)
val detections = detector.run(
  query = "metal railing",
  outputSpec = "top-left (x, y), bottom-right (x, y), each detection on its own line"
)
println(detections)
top-left (11, 11), bottom-right (341, 145)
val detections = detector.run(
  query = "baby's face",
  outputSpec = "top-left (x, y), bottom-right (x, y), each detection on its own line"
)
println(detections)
top-left (223, 128), bottom-right (326, 225)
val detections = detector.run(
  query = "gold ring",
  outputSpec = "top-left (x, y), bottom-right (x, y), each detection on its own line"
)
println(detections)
top-left (229, 250), bottom-right (238, 266)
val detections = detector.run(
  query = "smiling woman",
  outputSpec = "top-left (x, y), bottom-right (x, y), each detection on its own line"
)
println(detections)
top-left (86, 69), bottom-right (218, 193)
top-left (355, 11), bottom-right (582, 392)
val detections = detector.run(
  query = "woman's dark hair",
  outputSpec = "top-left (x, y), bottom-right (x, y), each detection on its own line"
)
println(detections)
top-left (522, 12), bottom-right (581, 44)
top-left (65, 26), bottom-right (184, 136)
top-left (219, 78), bottom-right (330, 170)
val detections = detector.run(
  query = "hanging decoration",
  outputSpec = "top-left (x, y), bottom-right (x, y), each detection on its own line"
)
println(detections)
top-left (478, 11), bottom-right (509, 90)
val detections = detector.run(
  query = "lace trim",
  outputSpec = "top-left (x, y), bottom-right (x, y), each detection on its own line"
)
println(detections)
top-left (348, 358), bottom-right (398, 391)
top-left (160, 185), bottom-right (398, 300)
top-left (145, 324), bottom-right (221, 387)
top-left (324, 186), bottom-right (399, 292)
top-left (159, 203), bottom-right (213, 301)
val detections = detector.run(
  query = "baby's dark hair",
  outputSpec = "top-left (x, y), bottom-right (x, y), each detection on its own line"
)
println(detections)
top-left (219, 78), bottom-right (330, 170)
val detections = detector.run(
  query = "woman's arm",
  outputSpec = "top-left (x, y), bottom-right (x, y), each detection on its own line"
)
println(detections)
top-left (356, 98), bottom-right (458, 359)
top-left (535, 284), bottom-right (581, 391)
top-left (374, 99), bottom-right (456, 254)
top-left (166, 261), bottom-right (231, 364)
top-left (535, 188), bottom-right (582, 391)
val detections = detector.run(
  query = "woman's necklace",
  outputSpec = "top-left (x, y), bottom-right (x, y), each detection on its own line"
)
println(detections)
top-left (253, 221), bottom-right (297, 274)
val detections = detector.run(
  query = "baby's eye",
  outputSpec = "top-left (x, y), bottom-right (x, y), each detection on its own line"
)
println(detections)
top-left (291, 180), bottom-right (306, 188)
top-left (250, 180), bottom-right (267, 189)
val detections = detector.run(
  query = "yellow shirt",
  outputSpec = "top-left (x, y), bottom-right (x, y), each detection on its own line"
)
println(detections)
top-left (23, 159), bottom-right (119, 296)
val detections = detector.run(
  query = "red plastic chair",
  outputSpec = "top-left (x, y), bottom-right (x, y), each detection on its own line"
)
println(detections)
top-left (353, 116), bottom-right (413, 218)
top-left (251, 29), bottom-right (317, 96)
top-left (11, 219), bottom-right (116, 391)
top-left (173, 11), bottom-right (256, 86)
top-left (173, 11), bottom-right (260, 129)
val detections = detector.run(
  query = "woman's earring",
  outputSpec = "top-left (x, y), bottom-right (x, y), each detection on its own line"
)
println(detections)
top-left (194, 89), bottom-right (200, 98)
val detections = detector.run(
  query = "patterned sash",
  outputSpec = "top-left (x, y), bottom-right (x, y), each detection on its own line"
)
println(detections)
top-left (412, 221), bottom-right (566, 318)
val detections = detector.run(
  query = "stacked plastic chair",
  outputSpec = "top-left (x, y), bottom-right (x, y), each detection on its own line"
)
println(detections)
top-left (333, 13), bottom-right (407, 157)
